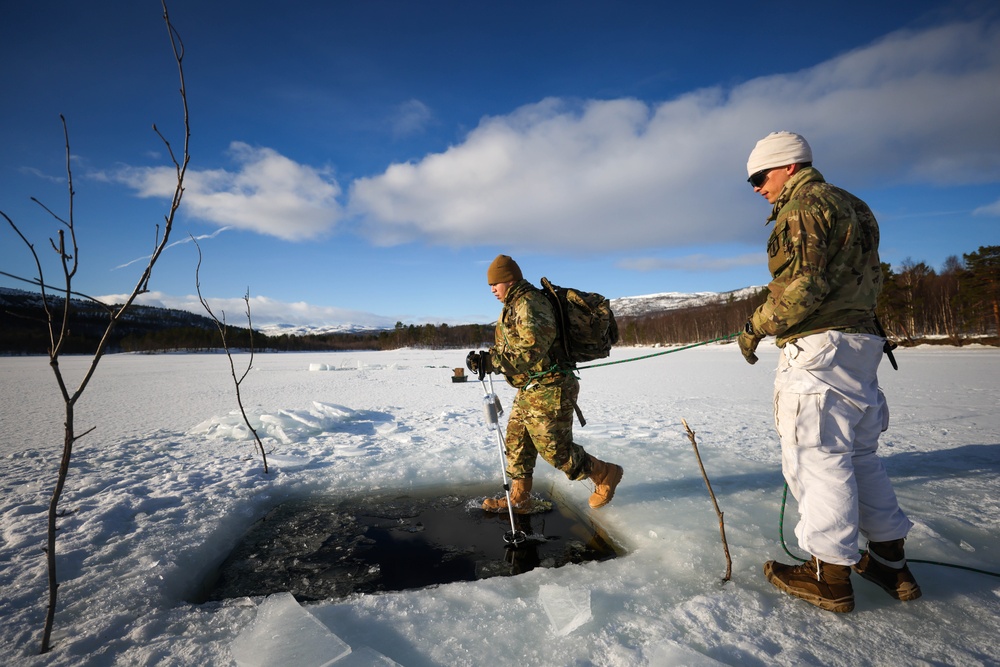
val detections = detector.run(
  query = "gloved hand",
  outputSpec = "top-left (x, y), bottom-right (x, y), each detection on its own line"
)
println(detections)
top-left (738, 320), bottom-right (763, 365)
top-left (466, 350), bottom-right (493, 380)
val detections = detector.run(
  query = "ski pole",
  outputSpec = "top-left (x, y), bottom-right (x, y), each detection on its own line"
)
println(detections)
top-left (480, 373), bottom-right (526, 546)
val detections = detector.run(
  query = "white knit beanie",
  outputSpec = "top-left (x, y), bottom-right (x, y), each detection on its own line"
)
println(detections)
top-left (746, 131), bottom-right (812, 177)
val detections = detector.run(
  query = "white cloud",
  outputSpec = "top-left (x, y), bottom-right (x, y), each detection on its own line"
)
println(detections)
top-left (348, 19), bottom-right (1000, 253)
top-left (93, 291), bottom-right (396, 329)
top-left (110, 142), bottom-right (343, 241)
top-left (617, 253), bottom-right (763, 273)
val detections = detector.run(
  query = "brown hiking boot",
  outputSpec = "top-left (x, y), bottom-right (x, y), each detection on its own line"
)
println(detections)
top-left (586, 455), bottom-right (623, 509)
top-left (764, 557), bottom-right (855, 613)
top-left (853, 538), bottom-right (922, 601)
top-left (482, 477), bottom-right (532, 514)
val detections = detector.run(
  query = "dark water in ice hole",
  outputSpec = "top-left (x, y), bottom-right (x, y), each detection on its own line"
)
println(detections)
top-left (194, 484), bottom-right (623, 603)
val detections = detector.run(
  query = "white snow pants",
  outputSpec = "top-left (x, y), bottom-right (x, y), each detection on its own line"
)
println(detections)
top-left (774, 330), bottom-right (913, 566)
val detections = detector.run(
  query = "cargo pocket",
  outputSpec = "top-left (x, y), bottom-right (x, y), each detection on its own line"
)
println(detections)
top-left (778, 387), bottom-right (855, 454)
top-left (775, 390), bottom-right (823, 449)
top-left (785, 331), bottom-right (837, 372)
top-left (774, 390), bottom-right (821, 498)
top-left (818, 391), bottom-right (859, 456)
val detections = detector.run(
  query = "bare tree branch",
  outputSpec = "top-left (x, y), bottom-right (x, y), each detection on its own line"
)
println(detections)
top-left (0, 1), bottom-right (196, 653)
top-left (681, 418), bottom-right (733, 582)
top-left (193, 238), bottom-right (270, 474)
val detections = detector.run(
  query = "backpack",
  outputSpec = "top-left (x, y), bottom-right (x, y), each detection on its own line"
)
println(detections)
top-left (540, 277), bottom-right (619, 365)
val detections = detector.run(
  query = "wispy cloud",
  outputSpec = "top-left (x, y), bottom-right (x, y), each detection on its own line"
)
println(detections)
top-left (18, 166), bottom-right (64, 184)
top-left (113, 227), bottom-right (233, 271)
top-left (107, 142), bottom-right (343, 241)
top-left (391, 99), bottom-right (433, 138)
top-left (348, 19), bottom-right (1000, 253)
top-left (972, 198), bottom-right (1000, 216)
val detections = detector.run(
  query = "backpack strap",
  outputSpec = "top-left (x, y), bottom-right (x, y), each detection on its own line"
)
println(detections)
top-left (539, 277), bottom-right (587, 427)
top-left (540, 277), bottom-right (572, 363)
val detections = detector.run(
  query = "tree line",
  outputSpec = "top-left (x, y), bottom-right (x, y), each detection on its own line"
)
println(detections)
top-left (2, 245), bottom-right (996, 355)
top-left (876, 246), bottom-right (999, 343)
top-left (0, 291), bottom-right (494, 354)
top-left (619, 245), bottom-right (999, 348)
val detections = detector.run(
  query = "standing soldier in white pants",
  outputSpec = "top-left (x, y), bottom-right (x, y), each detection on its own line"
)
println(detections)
top-left (739, 131), bottom-right (921, 612)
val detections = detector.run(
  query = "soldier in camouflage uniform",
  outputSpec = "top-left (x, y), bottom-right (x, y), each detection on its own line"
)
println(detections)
top-left (467, 255), bottom-right (623, 513)
top-left (740, 132), bottom-right (921, 612)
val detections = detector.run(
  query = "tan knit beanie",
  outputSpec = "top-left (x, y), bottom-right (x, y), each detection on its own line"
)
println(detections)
top-left (487, 254), bottom-right (523, 285)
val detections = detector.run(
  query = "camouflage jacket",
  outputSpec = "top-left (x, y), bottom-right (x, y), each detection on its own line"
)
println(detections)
top-left (750, 167), bottom-right (882, 347)
top-left (489, 279), bottom-right (563, 388)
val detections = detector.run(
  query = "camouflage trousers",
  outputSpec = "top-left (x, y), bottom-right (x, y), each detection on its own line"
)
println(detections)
top-left (503, 374), bottom-right (589, 481)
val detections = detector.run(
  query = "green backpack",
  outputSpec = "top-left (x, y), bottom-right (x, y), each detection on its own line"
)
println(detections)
top-left (540, 277), bottom-right (619, 365)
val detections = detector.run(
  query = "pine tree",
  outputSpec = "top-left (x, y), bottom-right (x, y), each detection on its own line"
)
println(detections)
top-left (963, 246), bottom-right (1000, 335)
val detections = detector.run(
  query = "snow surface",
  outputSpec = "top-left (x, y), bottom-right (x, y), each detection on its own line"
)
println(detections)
top-left (1, 343), bottom-right (999, 666)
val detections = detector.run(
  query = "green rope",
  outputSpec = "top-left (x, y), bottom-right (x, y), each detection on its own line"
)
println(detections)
top-left (576, 331), bottom-right (741, 371)
top-left (779, 483), bottom-right (1000, 577)
top-left (779, 483), bottom-right (809, 563)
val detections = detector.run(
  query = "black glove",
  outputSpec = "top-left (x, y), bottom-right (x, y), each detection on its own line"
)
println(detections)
top-left (738, 319), bottom-right (763, 365)
top-left (466, 350), bottom-right (493, 380)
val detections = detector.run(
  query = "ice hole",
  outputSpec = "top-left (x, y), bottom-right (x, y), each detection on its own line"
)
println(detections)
top-left (194, 483), bottom-right (624, 603)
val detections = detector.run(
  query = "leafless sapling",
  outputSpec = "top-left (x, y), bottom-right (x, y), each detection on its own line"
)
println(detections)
top-left (681, 418), bottom-right (733, 582)
top-left (193, 238), bottom-right (270, 474)
top-left (0, 1), bottom-right (190, 653)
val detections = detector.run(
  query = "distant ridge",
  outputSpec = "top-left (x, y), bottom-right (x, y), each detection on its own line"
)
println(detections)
top-left (256, 322), bottom-right (386, 337)
top-left (0, 286), bottom-right (216, 329)
top-left (609, 286), bottom-right (764, 318)
top-left (0, 285), bottom-right (766, 339)
top-left (257, 288), bottom-right (767, 336)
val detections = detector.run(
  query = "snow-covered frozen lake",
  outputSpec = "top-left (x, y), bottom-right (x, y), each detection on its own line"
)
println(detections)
top-left (1, 343), bottom-right (998, 666)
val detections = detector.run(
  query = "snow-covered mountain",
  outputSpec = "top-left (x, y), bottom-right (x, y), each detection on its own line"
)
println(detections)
top-left (256, 322), bottom-right (385, 337)
top-left (609, 285), bottom-right (764, 318)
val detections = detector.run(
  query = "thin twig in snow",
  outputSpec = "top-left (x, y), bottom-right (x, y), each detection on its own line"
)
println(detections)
top-left (681, 418), bottom-right (733, 582)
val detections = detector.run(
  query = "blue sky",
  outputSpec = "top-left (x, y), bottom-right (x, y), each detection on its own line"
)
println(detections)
top-left (2, 1), bottom-right (999, 329)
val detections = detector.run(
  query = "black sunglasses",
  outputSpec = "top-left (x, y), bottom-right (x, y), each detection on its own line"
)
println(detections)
top-left (747, 169), bottom-right (770, 188)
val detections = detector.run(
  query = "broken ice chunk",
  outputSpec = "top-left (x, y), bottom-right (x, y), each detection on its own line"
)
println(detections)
top-left (231, 592), bottom-right (351, 667)
top-left (647, 640), bottom-right (727, 665)
top-left (333, 646), bottom-right (402, 666)
top-left (538, 583), bottom-right (592, 636)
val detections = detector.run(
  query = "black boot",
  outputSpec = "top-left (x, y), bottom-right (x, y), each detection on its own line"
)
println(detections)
top-left (853, 538), bottom-right (922, 601)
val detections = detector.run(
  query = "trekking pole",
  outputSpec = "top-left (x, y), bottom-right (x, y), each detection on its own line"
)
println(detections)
top-left (480, 372), bottom-right (526, 547)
